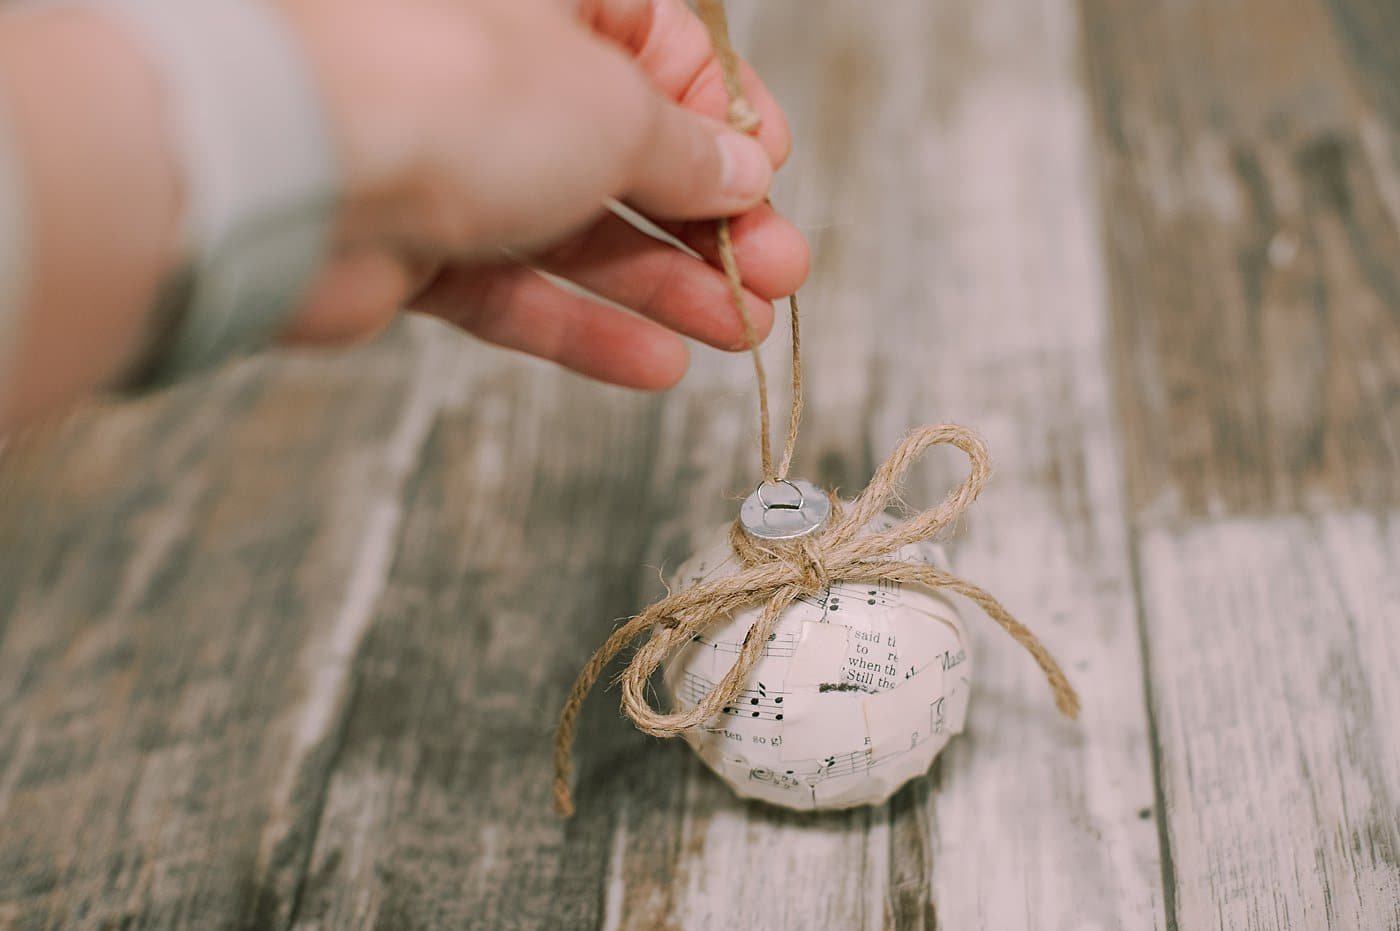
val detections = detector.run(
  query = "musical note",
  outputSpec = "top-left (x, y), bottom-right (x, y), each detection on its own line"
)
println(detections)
top-left (815, 749), bottom-right (868, 779)
top-left (793, 584), bottom-right (849, 621)
top-left (724, 681), bottom-right (786, 720)
top-left (767, 631), bottom-right (798, 657)
top-left (857, 580), bottom-right (900, 607)
top-left (679, 672), bottom-right (788, 721)
top-left (667, 530), bottom-right (972, 811)
top-left (695, 629), bottom-right (798, 658)
top-left (794, 579), bottom-right (901, 622)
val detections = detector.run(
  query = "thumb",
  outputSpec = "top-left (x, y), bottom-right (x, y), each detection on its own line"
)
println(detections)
top-left (622, 97), bottom-right (774, 221)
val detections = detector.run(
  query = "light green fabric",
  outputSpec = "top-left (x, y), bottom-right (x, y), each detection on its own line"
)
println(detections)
top-left (0, 92), bottom-right (26, 402)
top-left (96, 0), bottom-right (339, 387)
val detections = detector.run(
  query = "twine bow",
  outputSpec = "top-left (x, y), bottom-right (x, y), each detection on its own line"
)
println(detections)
top-left (550, 1), bottom-right (1079, 817)
top-left (554, 425), bottom-right (1080, 812)
top-left (553, 424), bottom-right (1081, 815)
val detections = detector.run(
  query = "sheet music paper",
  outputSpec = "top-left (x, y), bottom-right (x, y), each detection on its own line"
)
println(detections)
top-left (663, 511), bottom-right (971, 810)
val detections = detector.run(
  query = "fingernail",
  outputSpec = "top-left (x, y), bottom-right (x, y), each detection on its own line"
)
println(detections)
top-left (717, 133), bottom-right (772, 200)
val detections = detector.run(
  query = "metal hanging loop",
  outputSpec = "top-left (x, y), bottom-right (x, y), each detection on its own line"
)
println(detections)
top-left (739, 478), bottom-right (831, 540)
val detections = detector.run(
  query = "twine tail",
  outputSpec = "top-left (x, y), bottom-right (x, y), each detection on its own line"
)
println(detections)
top-left (893, 565), bottom-right (1081, 719)
top-left (620, 586), bottom-right (799, 736)
top-left (552, 612), bottom-right (657, 817)
top-left (959, 580), bottom-right (1081, 717)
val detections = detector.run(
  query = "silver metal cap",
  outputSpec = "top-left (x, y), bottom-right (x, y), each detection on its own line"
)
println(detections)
top-left (739, 478), bottom-right (831, 540)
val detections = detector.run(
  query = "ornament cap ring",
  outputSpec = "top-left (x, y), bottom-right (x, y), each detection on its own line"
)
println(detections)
top-left (740, 478), bottom-right (830, 540)
top-left (755, 478), bottom-right (805, 511)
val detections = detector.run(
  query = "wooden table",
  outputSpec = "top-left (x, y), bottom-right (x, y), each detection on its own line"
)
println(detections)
top-left (2, 1), bottom-right (1398, 927)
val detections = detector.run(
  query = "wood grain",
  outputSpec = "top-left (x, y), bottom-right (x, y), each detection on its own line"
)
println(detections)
top-left (288, 364), bottom-right (677, 930)
top-left (876, 1), bottom-right (1165, 926)
top-left (1081, 0), bottom-right (1400, 518)
top-left (0, 326), bottom-right (462, 928)
top-left (1137, 515), bottom-right (1400, 929)
top-left (0, 0), bottom-right (1397, 927)
top-left (1082, 0), bottom-right (1400, 927)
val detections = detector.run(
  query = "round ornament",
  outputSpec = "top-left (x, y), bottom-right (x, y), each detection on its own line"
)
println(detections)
top-left (662, 510), bottom-right (971, 810)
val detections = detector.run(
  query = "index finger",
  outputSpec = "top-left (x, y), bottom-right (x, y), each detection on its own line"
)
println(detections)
top-left (577, 0), bottom-right (792, 167)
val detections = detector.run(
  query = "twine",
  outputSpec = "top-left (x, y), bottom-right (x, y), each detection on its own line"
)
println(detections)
top-left (550, 0), bottom-right (1079, 817)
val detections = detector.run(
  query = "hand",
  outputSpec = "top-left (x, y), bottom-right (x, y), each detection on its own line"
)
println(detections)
top-left (284, 0), bottom-right (810, 389)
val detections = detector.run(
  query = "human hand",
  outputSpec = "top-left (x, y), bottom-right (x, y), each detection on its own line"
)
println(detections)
top-left (284, 0), bottom-right (809, 388)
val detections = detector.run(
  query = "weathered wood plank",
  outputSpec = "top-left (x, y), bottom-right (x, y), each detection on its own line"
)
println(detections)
top-left (289, 363), bottom-right (676, 930)
top-left (1082, 0), bottom-right (1400, 925)
top-left (0, 325), bottom-right (454, 928)
top-left (1137, 514), bottom-right (1400, 930)
top-left (8, 0), bottom-right (1394, 924)
top-left (877, 1), bottom-right (1166, 927)
top-left (635, 0), bottom-right (1167, 927)
top-left (1080, 0), bottom-right (1400, 518)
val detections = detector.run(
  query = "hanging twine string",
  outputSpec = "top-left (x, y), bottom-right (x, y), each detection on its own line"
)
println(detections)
top-left (696, 2), bottom-right (801, 484)
top-left (551, 0), bottom-right (1079, 817)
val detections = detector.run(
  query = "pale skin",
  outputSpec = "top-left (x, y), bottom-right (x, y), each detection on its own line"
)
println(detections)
top-left (0, 0), bottom-right (809, 432)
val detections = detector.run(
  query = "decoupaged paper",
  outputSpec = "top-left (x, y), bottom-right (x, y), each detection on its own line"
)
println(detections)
top-left (663, 512), bottom-right (972, 811)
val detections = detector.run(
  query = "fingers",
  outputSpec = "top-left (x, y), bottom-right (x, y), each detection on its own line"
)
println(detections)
top-left (536, 211), bottom-right (775, 350)
top-left (292, 0), bottom-right (790, 265)
top-left (682, 58), bottom-right (790, 168)
top-left (413, 265), bottom-right (690, 390)
top-left (663, 202), bottom-right (810, 300)
top-left (283, 248), bottom-right (419, 346)
top-left (589, 0), bottom-right (793, 225)
top-left (622, 101), bottom-right (772, 220)
top-left (280, 207), bottom-right (804, 388)
top-left (583, 0), bottom-right (791, 166)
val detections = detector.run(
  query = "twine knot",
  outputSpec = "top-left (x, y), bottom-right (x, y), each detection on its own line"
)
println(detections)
top-left (729, 518), bottom-right (835, 591)
top-left (552, 425), bottom-right (1081, 816)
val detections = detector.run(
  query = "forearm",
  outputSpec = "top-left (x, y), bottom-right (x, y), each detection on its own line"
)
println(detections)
top-left (0, 0), bottom-right (805, 421)
top-left (0, 7), bottom-right (182, 429)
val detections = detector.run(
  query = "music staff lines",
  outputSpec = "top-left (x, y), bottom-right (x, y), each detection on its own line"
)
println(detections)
top-left (794, 579), bottom-right (903, 618)
top-left (690, 630), bottom-right (798, 658)
top-left (679, 671), bottom-right (787, 720)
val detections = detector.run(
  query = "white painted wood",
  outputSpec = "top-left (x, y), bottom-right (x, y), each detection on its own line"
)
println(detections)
top-left (1140, 513), bottom-right (1400, 930)
top-left (253, 325), bottom-right (472, 890)
top-left (0, 334), bottom-right (443, 926)
top-left (894, 1), bottom-right (1166, 928)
